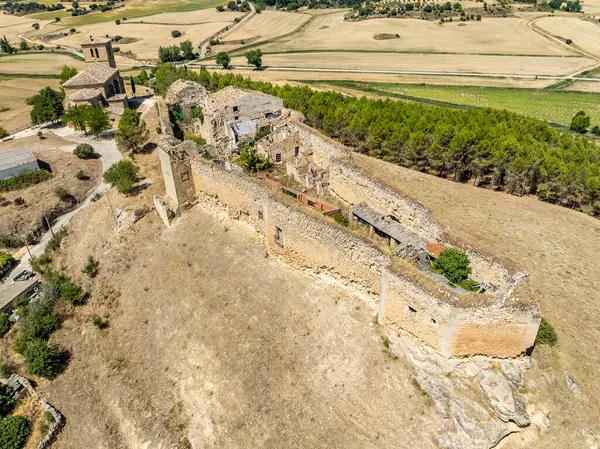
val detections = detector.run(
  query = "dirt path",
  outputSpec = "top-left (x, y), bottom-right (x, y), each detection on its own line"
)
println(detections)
top-left (199, 2), bottom-right (256, 59)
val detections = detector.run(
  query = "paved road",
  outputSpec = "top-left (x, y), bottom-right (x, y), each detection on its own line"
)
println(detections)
top-left (198, 2), bottom-right (256, 59)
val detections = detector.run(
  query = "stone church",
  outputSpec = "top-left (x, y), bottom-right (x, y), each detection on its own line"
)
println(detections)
top-left (62, 36), bottom-right (128, 115)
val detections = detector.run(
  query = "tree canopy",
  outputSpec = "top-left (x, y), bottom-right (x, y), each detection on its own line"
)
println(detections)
top-left (115, 109), bottom-right (149, 153)
top-left (245, 49), bottom-right (262, 68)
top-left (27, 87), bottom-right (65, 125)
top-left (216, 51), bottom-right (231, 69)
top-left (103, 159), bottom-right (139, 194)
top-left (59, 65), bottom-right (77, 84)
top-left (153, 64), bottom-right (600, 216)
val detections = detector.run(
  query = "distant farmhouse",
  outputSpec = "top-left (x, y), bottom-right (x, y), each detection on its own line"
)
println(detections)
top-left (0, 147), bottom-right (39, 180)
top-left (62, 37), bottom-right (128, 115)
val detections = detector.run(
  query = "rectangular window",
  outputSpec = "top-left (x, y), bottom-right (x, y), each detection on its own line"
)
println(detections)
top-left (233, 106), bottom-right (239, 112)
top-left (95, 48), bottom-right (99, 58)
top-left (274, 227), bottom-right (283, 247)
top-left (234, 116), bottom-right (239, 121)
top-left (90, 49), bottom-right (94, 57)
top-left (294, 146), bottom-right (299, 157)
top-left (180, 171), bottom-right (189, 181)
top-left (258, 210), bottom-right (264, 220)
top-left (275, 153), bottom-right (282, 163)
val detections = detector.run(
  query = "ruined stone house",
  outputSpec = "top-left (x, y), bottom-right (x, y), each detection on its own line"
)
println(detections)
top-left (155, 83), bottom-right (541, 359)
top-left (62, 37), bottom-right (128, 115)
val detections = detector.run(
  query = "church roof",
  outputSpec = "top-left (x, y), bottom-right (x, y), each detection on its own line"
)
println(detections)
top-left (67, 88), bottom-right (103, 101)
top-left (62, 64), bottom-right (119, 88)
top-left (81, 36), bottom-right (112, 46)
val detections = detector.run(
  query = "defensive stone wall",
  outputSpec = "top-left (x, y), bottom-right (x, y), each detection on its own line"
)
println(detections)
top-left (187, 157), bottom-right (539, 358)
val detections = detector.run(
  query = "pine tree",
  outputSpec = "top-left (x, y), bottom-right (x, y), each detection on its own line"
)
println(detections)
top-left (115, 109), bottom-right (149, 153)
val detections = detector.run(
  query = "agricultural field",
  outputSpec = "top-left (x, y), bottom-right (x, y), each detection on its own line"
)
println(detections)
top-left (0, 14), bottom-right (51, 44)
top-left (535, 16), bottom-right (600, 58)
top-left (127, 8), bottom-right (242, 24)
top-left (218, 10), bottom-right (310, 50)
top-left (228, 51), bottom-right (593, 76)
top-left (51, 19), bottom-right (234, 59)
top-left (582, 0), bottom-right (600, 15)
top-left (0, 76), bottom-right (61, 133)
top-left (256, 12), bottom-right (575, 55)
top-left (0, 53), bottom-right (86, 75)
top-left (315, 81), bottom-right (600, 125)
top-left (566, 80), bottom-right (600, 92)
top-left (28, 0), bottom-right (227, 26)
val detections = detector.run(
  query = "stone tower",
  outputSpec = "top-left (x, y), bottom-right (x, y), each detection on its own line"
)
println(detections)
top-left (81, 36), bottom-right (116, 68)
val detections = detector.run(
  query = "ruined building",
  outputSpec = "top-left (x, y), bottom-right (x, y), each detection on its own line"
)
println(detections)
top-left (62, 37), bottom-right (128, 115)
top-left (155, 83), bottom-right (541, 359)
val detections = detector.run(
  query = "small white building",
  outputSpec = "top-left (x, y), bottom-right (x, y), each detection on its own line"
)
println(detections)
top-left (0, 147), bottom-right (40, 180)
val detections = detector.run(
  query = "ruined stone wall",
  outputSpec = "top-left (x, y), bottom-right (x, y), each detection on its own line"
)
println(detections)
top-left (443, 307), bottom-right (541, 358)
top-left (380, 269), bottom-right (452, 351)
top-left (190, 158), bottom-right (386, 295)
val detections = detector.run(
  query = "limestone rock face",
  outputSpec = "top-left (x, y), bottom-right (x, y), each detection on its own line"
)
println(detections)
top-left (165, 79), bottom-right (207, 111)
top-left (399, 337), bottom-right (534, 449)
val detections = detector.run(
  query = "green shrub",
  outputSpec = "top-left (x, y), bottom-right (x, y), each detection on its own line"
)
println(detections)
top-left (171, 29), bottom-right (182, 38)
top-left (103, 160), bottom-right (139, 194)
top-left (458, 278), bottom-right (480, 292)
top-left (75, 170), bottom-right (89, 180)
top-left (54, 187), bottom-right (71, 201)
top-left (46, 227), bottom-right (67, 252)
top-left (16, 294), bottom-right (61, 347)
top-left (48, 272), bottom-right (84, 305)
top-left (0, 170), bottom-right (51, 193)
top-left (73, 143), bottom-right (94, 158)
top-left (254, 125), bottom-right (270, 141)
top-left (331, 211), bottom-right (349, 227)
top-left (30, 254), bottom-right (52, 274)
top-left (91, 315), bottom-right (109, 329)
top-left (82, 255), bottom-right (99, 278)
top-left (0, 363), bottom-right (15, 379)
top-left (0, 384), bottom-right (16, 418)
top-left (432, 248), bottom-right (472, 284)
top-left (0, 313), bottom-right (11, 337)
top-left (0, 251), bottom-right (15, 277)
top-left (237, 145), bottom-right (271, 173)
top-left (535, 317), bottom-right (557, 346)
top-left (0, 415), bottom-right (31, 449)
top-left (183, 134), bottom-right (206, 146)
top-left (23, 339), bottom-right (67, 379)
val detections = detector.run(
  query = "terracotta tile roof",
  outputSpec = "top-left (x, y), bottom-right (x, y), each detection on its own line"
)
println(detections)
top-left (426, 242), bottom-right (446, 258)
top-left (106, 93), bottom-right (127, 102)
top-left (67, 88), bottom-right (103, 101)
top-left (62, 64), bottom-right (118, 88)
top-left (209, 86), bottom-right (281, 108)
top-left (81, 36), bottom-right (112, 45)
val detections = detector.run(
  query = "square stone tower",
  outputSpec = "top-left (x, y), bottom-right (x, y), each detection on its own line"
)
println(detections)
top-left (81, 36), bottom-right (116, 68)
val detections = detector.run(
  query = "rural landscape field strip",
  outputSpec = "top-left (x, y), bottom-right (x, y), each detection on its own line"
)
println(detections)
top-left (310, 80), bottom-right (600, 125)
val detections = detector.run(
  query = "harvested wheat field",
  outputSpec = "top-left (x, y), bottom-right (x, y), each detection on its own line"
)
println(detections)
top-left (229, 51), bottom-right (594, 76)
top-left (351, 152), bottom-right (600, 449)
top-left (0, 77), bottom-right (61, 133)
top-left (26, 146), bottom-right (443, 448)
top-left (566, 80), bottom-right (600, 92)
top-left (51, 20), bottom-right (234, 59)
top-left (582, 0), bottom-right (600, 14)
top-left (535, 16), bottom-right (600, 57)
top-left (127, 8), bottom-right (243, 24)
top-left (0, 53), bottom-right (86, 75)
top-left (220, 10), bottom-right (310, 47)
top-left (0, 17), bottom-right (52, 45)
top-left (259, 12), bottom-right (574, 55)
top-left (209, 67), bottom-right (557, 88)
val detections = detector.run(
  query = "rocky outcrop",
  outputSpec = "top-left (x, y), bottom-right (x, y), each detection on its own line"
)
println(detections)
top-left (398, 337), bottom-right (535, 449)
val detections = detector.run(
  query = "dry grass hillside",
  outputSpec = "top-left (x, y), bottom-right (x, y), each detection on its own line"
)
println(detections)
top-left (37, 148), bottom-right (443, 448)
top-left (352, 153), bottom-right (600, 449)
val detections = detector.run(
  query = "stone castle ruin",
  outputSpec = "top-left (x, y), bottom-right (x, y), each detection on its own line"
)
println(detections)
top-left (156, 80), bottom-right (541, 360)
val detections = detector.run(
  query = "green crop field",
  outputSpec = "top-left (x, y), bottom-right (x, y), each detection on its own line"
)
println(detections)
top-left (29, 0), bottom-right (226, 26)
top-left (316, 80), bottom-right (600, 126)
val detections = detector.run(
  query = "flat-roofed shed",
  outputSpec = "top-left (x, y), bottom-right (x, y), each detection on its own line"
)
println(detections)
top-left (0, 147), bottom-right (40, 180)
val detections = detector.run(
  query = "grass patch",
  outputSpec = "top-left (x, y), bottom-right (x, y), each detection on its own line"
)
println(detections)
top-left (312, 80), bottom-right (600, 126)
top-left (56, 0), bottom-right (226, 27)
